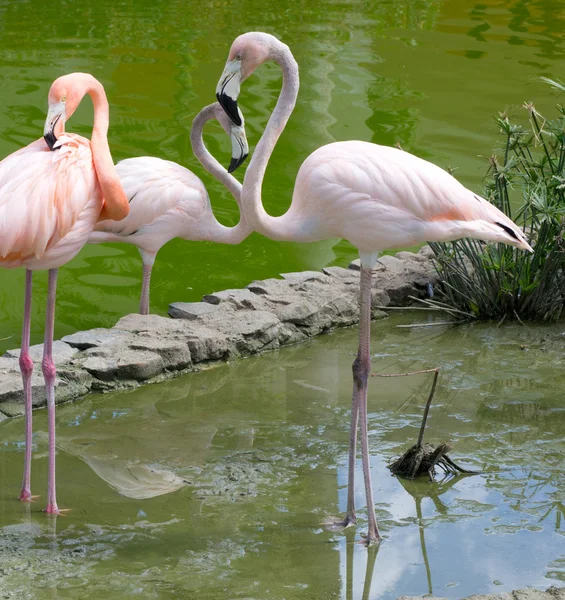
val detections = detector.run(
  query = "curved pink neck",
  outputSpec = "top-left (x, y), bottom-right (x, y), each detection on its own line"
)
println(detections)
top-left (241, 44), bottom-right (306, 241)
top-left (85, 76), bottom-right (129, 221)
top-left (190, 104), bottom-right (249, 244)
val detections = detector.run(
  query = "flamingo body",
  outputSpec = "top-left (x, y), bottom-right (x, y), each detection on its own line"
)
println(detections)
top-left (290, 141), bottom-right (526, 252)
top-left (0, 135), bottom-right (102, 270)
top-left (88, 103), bottom-right (250, 315)
top-left (91, 157), bottom-right (215, 254)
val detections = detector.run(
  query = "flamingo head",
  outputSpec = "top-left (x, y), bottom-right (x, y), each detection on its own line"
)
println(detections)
top-left (216, 32), bottom-right (288, 126)
top-left (215, 104), bottom-right (249, 173)
top-left (44, 73), bottom-right (92, 150)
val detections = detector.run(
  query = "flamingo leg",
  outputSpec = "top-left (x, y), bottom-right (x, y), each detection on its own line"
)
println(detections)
top-left (139, 262), bottom-right (153, 315)
top-left (354, 265), bottom-right (380, 544)
top-left (43, 268), bottom-right (60, 515)
top-left (341, 374), bottom-right (359, 526)
top-left (19, 269), bottom-right (34, 501)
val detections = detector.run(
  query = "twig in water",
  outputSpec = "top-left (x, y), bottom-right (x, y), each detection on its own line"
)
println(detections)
top-left (387, 368), bottom-right (480, 481)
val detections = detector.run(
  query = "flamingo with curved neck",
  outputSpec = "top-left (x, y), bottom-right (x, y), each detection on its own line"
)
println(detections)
top-left (1, 72), bottom-right (128, 514)
top-left (89, 102), bottom-right (250, 315)
top-left (216, 32), bottom-right (533, 545)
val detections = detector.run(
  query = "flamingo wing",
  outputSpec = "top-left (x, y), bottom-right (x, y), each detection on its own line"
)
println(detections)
top-left (295, 141), bottom-right (530, 251)
top-left (94, 157), bottom-right (209, 237)
top-left (0, 134), bottom-right (101, 265)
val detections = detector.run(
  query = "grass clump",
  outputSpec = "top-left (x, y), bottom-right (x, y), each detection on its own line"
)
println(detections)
top-left (430, 84), bottom-right (565, 322)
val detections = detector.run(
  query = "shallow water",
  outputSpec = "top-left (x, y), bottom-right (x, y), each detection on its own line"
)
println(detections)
top-left (2, 0), bottom-right (565, 350)
top-left (0, 314), bottom-right (564, 598)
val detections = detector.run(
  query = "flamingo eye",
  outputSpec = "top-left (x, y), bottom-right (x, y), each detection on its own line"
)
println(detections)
top-left (236, 53), bottom-right (243, 61)
top-left (61, 95), bottom-right (67, 103)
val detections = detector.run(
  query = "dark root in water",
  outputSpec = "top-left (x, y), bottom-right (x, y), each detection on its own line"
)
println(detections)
top-left (377, 367), bottom-right (479, 482)
top-left (388, 441), bottom-right (479, 482)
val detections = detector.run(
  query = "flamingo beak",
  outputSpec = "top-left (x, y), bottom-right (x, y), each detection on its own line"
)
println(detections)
top-left (228, 111), bottom-right (248, 173)
top-left (216, 60), bottom-right (242, 126)
top-left (43, 102), bottom-right (66, 151)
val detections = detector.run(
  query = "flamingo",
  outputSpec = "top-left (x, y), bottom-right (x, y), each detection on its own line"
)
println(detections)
top-left (89, 103), bottom-right (250, 314)
top-left (0, 73), bottom-right (129, 514)
top-left (215, 32), bottom-right (533, 545)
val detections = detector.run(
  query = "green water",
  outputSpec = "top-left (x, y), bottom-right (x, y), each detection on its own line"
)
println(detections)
top-left (1, 0), bottom-right (565, 350)
top-left (0, 315), bottom-right (564, 598)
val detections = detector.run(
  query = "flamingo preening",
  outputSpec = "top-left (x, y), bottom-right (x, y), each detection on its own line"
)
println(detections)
top-left (0, 73), bottom-right (129, 514)
top-left (216, 32), bottom-right (533, 544)
top-left (89, 103), bottom-right (250, 314)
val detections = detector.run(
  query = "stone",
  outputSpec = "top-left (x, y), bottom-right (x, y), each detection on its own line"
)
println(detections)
top-left (348, 258), bottom-right (361, 271)
top-left (62, 328), bottom-right (133, 351)
top-left (371, 288), bottom-right (391, 309)
top-left (168, 302), bottom-right (220, 320)
top-left (323, 266), bottom-right (359, 282)
top-left (199, 308), bottom-right (281, 355)
top-left (0, 356), bottom-right (19, 373)
top-left (276, 300), bottom-right (320, 326)
top-left (202, 288), bottom-right (268, 311)
top-left (247, 278), bottom-right (294, 296)
top-left (4, 340), bottom-right (78, 365)
top-left (129, 338), bottom-right (191, 370)
top-left (82, 350), bottom-right (164, 382)
top-left (280, 271), bottom-right (329, 285)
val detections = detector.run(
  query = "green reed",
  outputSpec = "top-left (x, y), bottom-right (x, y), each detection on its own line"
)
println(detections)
top-left (430, 83), bottom-right (565, 322)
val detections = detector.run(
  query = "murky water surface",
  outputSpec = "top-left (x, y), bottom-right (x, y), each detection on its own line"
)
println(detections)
top-left (2, 0), bottom-right (565, 350)
top-left (0, 315), bottom-right (564, 598)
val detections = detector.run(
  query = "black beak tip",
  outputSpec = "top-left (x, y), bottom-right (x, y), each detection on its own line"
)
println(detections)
top-left (43, 131), bottom-right (57, 151)
top-left (217, 92), bottom-right (242, 127)
top-left (228, 153), bottom-right (248, 173)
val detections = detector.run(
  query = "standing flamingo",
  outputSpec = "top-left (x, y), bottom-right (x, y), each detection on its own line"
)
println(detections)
top-left (215, 32), bottom-right (533, 544)
top-left (0, 73), bottom-right (129, 514)
top-left (89, 103), bottom-right (250, 315)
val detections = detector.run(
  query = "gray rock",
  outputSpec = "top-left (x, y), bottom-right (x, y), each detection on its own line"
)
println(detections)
top-left (129, 338), bottom-right (191, 370)
top-left (277, 323), bottom-right (309, 346)
top-left (4, 340), bottom-right (78, 365)
top-left (184, 325), bottom-right (233, 363)
top-left (371, 288), bottom-right (391, 309)
top-left (418, 244), bottom-right (435, 258)
top-left (62, 328), bottom-right (133, 351)
top-left (0, 356), bottom-right (19, 373)
top-left (348, 258), bottom-right (361, 271)
top-left (0, 370), bottom-right (69, 416)
top-left (280, 271), bottom-right (329, 285)
top-left (82, 350), bottom-right (164, 382)
top-left (323, 266), bottom-right (359, 283)
top-left (247, 278), bottom-right (294, 296)
top-left (168, 302), bottom-right (220, 320)
top-left (199, 308), bottom-right (281, 355)
top-left (202, 288), bottom-right (268, 311)
top-left (276, 300), bottom-right (320, 326)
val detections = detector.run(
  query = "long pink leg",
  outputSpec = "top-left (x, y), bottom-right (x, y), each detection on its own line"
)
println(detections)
top-left (355, 265), bottom-right (380, 544)
top-left (19, 269), bottom-right (34, 501)
top-left (43, 268), bottom-right (60, 515)
top-left (341, 371), bottom-right (359, 526)
top-left (139, 262), bottom-right (153, 315)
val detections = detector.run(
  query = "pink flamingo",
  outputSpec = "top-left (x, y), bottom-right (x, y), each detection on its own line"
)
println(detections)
top-left (216, 32), bottom-right (533, 545)
top-left (0, 73), bottom-right (129, 514)
top-left (89, 103), bottom-right (250, 315)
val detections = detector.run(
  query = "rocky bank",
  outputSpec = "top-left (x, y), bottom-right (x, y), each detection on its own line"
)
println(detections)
top-left (0, 247), bottom-right (437, 419)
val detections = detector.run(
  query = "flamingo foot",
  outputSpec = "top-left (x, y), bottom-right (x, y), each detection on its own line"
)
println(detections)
top-left (44, 504), bottom-right (70, 515)
top-left (358, 524), bottom-right (382, 547)
top-left (19, 490), bottom-right (40, 502)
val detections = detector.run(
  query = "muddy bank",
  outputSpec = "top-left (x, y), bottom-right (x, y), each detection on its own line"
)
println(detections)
top-left (0, 247), bottom-right (437, 418)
